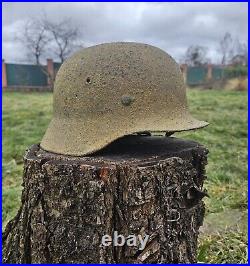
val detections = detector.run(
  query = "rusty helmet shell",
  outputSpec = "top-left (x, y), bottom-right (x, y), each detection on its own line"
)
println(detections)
top-left (41, 42), bottom-right (208, 156)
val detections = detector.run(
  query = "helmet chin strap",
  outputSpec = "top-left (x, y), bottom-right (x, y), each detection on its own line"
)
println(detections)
top-left (136, 131), bottom-right (151, 136)
top-left (165, 132), bottom-right (174, 137)
top-left (129, 132), bottom-right (151, 136)
top-left (130, 131), bottom-right (173, 137)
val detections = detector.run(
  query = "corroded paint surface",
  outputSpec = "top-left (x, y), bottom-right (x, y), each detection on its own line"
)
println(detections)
top-left (41, 42), bottom-right (208, 155)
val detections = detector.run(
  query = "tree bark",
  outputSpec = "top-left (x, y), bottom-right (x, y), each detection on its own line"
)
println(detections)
top-left (2, 136), bottom-right (208, 264)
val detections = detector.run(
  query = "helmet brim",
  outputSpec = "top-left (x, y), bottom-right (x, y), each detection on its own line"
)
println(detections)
top-left (40, 115), bottom-right (208, 156)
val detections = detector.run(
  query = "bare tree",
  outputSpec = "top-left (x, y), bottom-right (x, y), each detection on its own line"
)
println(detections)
top-left (219, 33), bottom-right (248, 66)
top-left (44, 18), bottom-right (80, 63)
top-left (237, 42), bottom-right (247, 60)
top-left (20, 19), bottom-right (51, 65)
top-left (232, 38), bottom-right (248, 65)
top-left (219, 32), bottom-right (234, 65)
top-left (16, 18), bottom-right (54, 87)
top-left (17, 16), bottom-right (83, 88)
top-left (18, 15), bottom-right (83, 64)
top-left (184, 45), bottom-right (209, 66)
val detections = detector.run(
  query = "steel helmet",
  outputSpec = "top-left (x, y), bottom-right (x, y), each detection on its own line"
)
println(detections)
top-left (41, 42), bottom-right (208, 156)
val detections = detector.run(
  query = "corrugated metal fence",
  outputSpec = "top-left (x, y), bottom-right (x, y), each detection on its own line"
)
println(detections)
top-left (2, 59), bottom-right (62, 91)
top-left (186, 65), bottom-right (224, 85)
top-left (212, 67), bottom-right (224, 81)
top-left (6, 63), bottom-right (48, 87)
top-left (187, 67), bottom-right (207, 85)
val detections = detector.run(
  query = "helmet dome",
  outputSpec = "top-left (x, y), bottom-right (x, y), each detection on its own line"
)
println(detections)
top-left (41, 42), bottom-right (208, 156)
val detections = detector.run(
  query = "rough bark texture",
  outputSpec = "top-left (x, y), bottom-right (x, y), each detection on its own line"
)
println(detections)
top-left (2, 136), bottom-right (208, 264)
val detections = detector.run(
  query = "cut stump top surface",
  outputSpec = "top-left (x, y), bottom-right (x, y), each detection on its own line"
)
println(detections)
top-left (29, 136), bottom-right (207, 167)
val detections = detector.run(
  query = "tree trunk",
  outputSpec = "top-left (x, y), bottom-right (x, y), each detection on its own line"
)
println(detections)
top-left (2, 136), bottom-right (208, 264)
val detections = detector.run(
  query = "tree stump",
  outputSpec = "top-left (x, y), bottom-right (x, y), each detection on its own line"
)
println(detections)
top-left (3, 136), bottom-right (208, 264)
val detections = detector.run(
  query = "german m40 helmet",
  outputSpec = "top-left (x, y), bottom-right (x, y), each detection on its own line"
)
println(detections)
top-left (41, 42), bottom-right (208, 156)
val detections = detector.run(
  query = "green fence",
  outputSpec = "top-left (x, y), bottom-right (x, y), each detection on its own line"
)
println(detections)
top-left (6, 63), bottom-right (48, 87)
top-left (212, 67), bottom-right (224, 80)
top-left (5, 62), bottom-right (237, 88)
top-left (53, 62), bottom-right (62, 74)
top-left (187, 67), bottom-right (207, 85)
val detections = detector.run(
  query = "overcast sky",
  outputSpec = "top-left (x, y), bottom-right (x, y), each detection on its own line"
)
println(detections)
top-left (2, 2), bottom-right (248, 64)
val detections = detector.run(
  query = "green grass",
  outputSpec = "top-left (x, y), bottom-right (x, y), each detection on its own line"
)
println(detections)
top-left (2, 92), bottom-right (53, 226)
top-left (177, 89), bottom-right (248, 213)
top-left (197, 230), bottom-right (248, 263)
top-left (2, 90), bottom-right (248, 263)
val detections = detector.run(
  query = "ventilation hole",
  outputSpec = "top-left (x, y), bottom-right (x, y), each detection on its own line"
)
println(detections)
top-left (86, 77), bottom-right (91, 84)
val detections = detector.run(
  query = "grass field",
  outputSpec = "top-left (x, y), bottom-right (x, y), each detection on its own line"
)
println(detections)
top-left (2, 90), bottom-right (248, 263)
